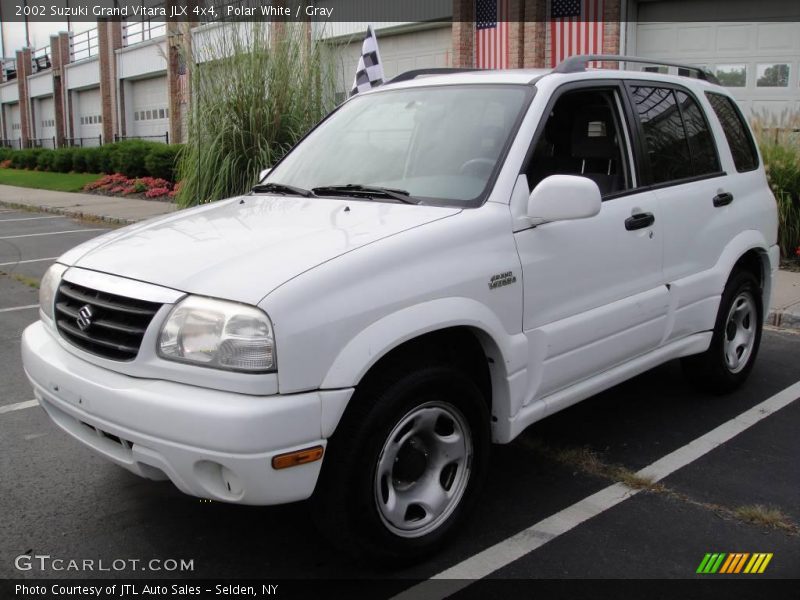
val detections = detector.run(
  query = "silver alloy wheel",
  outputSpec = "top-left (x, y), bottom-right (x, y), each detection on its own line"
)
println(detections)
top-left (724, 291), bottom-right (757, 374)
top-left (374, 401), bottom-right (473, 538)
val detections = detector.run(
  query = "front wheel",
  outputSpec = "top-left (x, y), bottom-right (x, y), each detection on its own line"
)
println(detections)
top-left (682, 269), bottom-right (763, 393)
top-left (311, 365), bottom-right (490, 563)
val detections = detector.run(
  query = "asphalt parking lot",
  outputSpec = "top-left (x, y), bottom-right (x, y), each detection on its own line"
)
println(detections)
top-left (0, 207), bottom-right (798, 593)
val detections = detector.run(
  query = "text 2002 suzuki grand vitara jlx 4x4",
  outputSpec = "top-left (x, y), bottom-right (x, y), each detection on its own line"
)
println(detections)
top-left (23, 55), bottom-right (778, 561)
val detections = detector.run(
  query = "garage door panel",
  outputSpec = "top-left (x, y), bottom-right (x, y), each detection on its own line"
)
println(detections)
top-left (129, 76), bottom-right (168, 140)
top-left (38, 97), bottom-right (56, 143)
top-left (716, 25), bottom-right (751, 52)
top-left (633, 4), bottom-right (800, 118)
top-left (75, 88), bottom-right (102, 142)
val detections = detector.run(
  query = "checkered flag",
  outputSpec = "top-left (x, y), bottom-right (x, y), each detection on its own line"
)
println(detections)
top-left (350, 25), bottom-right (384, 96)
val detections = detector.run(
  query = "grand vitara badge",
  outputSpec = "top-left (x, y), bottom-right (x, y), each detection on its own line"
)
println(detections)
top-left (488, 271), bottom-right (517, 290)
top-left (76, 305), bottom-right (94, 331)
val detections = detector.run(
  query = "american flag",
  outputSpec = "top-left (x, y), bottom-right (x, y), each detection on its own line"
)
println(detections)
top-left (550, 0), bottom-right (605, 68)
top-left (475, 0), bottom-right (509, 69)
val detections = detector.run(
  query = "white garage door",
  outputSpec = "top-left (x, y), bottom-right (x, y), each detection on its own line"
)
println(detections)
top-left (129, 76), bottom-right (168, 141)
top-left (632, 0), bottom-right (800, 117)
top-left (75, 87), bottom-right (102, 145)
top-left (334, 25), bottom-right (452, 97)
top-left (37, 96), bottom-right (56, 146)
top-left (6, 103), bottom-right (21, 142)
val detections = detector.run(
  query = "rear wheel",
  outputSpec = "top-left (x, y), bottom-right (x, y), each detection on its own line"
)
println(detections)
top-left (682, 269), bottom-right (763, 393)
top-left (311, 363), bottom-right (490, 563)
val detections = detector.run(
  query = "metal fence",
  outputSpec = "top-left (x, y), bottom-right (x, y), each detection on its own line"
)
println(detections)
top-left (70, 28), bottom-right (99, 62)
top-left (27, 137), bottom-right (57, 149)
top-left (64, 135), bottom-right (103, 148)
top-left (1, 58), bottom-right (16, 83)
top-left (32, 47), bottom-right (51, 73)
top-left (114, 132), bottom-right (169, 144)
top-left (123, 17), bottom-right (168, 47)
top-left (0, 139), bottom-right (21, 150)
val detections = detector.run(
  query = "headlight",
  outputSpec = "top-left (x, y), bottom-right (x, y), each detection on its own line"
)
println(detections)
top-left (39, 263), bottom-right (68, 321)
top-left (158, 296), bottom-right (275, 372)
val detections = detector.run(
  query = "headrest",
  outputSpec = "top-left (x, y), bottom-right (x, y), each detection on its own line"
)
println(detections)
top-left (571, 106), bottom-right (617, 160)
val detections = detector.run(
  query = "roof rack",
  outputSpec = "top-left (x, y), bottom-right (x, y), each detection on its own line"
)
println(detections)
top-left (554, 54), bottom-right (720, 85)
top-left (389, 68), bottom-right (479, 84)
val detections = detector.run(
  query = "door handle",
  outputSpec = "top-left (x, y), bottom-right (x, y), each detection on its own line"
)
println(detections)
top-left (625, 212), bottom-right (655, 231)
top-left (713, 192), bottom-right (734, 207)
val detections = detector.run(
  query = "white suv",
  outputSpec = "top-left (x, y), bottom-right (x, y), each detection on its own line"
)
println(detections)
top-left (22, 56), bottom-right (778, 561)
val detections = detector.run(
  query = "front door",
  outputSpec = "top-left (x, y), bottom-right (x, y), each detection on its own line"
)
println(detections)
top-left (514, 82), bottom-right (668, 403)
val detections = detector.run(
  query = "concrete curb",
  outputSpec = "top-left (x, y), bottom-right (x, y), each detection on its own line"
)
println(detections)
top-left (768, 307), bottom-right (800, 330)
top-left (0, 199), bottom-right (170, 226)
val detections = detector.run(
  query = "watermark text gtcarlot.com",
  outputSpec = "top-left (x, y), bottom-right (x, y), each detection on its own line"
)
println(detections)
top-left (14, 554), bottom-right (194, 572)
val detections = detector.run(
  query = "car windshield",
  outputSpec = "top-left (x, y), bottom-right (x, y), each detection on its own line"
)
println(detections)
top-left (265, 85), bottom-right (531, 206)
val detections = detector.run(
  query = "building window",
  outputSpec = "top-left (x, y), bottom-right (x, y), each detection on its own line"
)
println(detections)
top-left (158, 108), bottom-right (165, 119)
top-left (756, 63), bottom-right (790, 87)
top-left (715, 64), bottom-right (747, 87)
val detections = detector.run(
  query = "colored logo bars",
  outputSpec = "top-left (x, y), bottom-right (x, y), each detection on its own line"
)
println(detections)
top-left (696, 552), bottom-right (773, 574)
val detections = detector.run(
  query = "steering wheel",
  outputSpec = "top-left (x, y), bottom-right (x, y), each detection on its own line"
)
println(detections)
top-left (459, 157), bottom-right (496, 176)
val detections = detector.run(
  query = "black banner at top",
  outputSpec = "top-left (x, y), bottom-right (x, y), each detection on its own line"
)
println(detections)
top-left (1, 0), bottom-right (800, 23)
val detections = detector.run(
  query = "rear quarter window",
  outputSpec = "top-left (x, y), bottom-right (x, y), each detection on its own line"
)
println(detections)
top-left (705, 92), bottom-right (759, 172)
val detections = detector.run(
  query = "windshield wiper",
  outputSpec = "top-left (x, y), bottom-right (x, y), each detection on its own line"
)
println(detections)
top-left (251, 182), bottom-right (314, 197)
top-left (311, 184), bottom-right (419, 204)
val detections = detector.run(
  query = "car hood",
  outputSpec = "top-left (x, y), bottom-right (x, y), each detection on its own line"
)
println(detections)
top-left (63, 195), bottom-right (460, 305)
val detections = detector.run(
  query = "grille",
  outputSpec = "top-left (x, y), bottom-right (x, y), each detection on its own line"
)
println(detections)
top-left (54, 280), bottom-right (162, 361)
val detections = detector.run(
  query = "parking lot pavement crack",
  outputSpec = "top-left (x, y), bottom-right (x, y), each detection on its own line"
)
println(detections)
top-left (515, 437), bottom-right (800, 537)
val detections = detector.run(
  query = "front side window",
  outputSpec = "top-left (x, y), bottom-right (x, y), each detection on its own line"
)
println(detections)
top-left (705, 92), bottom-right (759, 172)
top-left (525, 87), bottom-right (631, 197)
top-left (266, 85), bottom-right (531, 206)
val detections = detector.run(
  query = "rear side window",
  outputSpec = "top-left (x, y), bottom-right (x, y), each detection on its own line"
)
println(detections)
top-left (631, 86), bottom-right (693, 183)
top-left (631, 86), bottom-right (721, 184)
top-left (705, 92), bottom-right (759, 172)
top-left (676, 91), bottom-right (720, 176)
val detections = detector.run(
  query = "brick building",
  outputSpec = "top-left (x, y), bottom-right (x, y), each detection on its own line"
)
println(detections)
top-left (1, 0), bottom-right (798, 149)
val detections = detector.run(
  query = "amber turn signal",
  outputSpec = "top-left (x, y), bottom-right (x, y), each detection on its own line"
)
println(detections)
top-left (271, 445), bottom-right (324, 470)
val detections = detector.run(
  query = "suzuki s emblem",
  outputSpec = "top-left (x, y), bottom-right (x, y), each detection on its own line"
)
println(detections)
top-left (76, 305), bottom-right (94, 331)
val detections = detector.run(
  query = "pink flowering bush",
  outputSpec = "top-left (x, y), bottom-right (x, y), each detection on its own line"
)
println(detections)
top-left (83, 173), bottom-right (175, 199)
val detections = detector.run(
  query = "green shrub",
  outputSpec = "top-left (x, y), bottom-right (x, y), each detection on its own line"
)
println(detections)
top-left (144, 143), bottom-right (182, 181)
top-left (176, 23), bottom-right (335, 206)
top-left (97, 145), bottom-right (116, 174)
top-left (0, 147), bottom-right (13, 162)
top-left (11, 149), bottom-right (42, 169)
top-left (52, 148), bottom-right (75, 173)
top-left (759, 143), bottom-right (800, 258)
top-left (110, 140), bottom-right (152, 177)
top-left (83, 147), bottom-right (103, 174)
top-left (36, 150), bottom-right (55, 171)
top-left (72, 148), bottom-right (91, 173)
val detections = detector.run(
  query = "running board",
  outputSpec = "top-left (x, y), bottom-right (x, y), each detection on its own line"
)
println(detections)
top-left (496, 332), bottom-right (712, 443)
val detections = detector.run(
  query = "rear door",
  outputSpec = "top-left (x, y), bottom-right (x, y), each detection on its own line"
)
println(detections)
top-left (625, 82), bottom-right (730, 342)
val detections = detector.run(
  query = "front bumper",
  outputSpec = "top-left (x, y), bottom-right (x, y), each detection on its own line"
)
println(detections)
top-left (21, 320), bottom-right (353, 505)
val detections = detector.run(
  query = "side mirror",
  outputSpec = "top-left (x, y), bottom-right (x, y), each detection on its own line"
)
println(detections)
top-left (527, 175), bottom-right (601, 225)
top-left (259, 168), bottom-right (271, 182)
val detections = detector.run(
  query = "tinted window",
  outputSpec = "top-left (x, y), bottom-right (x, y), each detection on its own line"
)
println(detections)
top-left (631, 86), bottom-right (692, 183)
top-left (705, 92), bottom-right (759, 172)
top-left (676, 91), bottom-right (719, 175)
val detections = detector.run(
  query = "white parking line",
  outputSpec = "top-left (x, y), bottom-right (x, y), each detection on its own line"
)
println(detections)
top-left (393, 380), bottom-right (800, 600)
top-left (0, 304), bottom-right (39, 313)
top-left (0, 216), bottom-right (62, 223)
top-left (0, 399), bottom-right (38, 415)
top-left (0, 229), bottom-right (106, 240)
top-left (0, 257), bottom-right (57, 267)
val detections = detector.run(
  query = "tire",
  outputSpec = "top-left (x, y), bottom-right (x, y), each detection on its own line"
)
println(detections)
top-left (311, 362), bottom-right (490, 564)
top-left (681, 269), bottom-right (763, 394)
